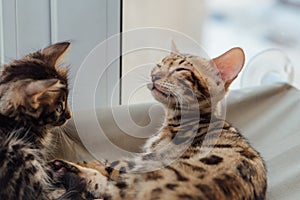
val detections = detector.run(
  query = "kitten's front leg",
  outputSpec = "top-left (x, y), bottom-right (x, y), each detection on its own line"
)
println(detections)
top-left (78, 159), bottom-right (135, 181)
top-left (76, 160), bottom-right (109, 177)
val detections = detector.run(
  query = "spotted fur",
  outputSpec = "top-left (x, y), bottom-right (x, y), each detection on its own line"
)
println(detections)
top-left (0, 42), bottom-right (75, 200)
top-left (54, 47), bottom-right (267, 200)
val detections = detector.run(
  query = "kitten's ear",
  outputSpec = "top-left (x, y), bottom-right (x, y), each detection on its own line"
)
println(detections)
top-left (170, 39), bottom-right (180, 54)
top-left (41, 42), bottom-right (70, 67)
top-left (24, 79), bottom-right (62, 96)
top-left (213, 48), bottom-right (245, 87)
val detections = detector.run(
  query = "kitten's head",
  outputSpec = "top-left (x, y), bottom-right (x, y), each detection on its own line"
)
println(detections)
top-left (149, 44), bottom-right (245, 108)
top-left (0, 42), bottom-right (71, 127)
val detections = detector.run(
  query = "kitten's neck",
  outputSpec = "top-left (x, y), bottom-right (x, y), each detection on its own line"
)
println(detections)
top-left (0, 114), bottom-right (49, 141)
top-left (164, 101), bottom-right (214, 125)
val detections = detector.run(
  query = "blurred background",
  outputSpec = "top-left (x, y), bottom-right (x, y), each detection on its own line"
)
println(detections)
top-left (202, 0), bottom-right (300, 89)
top-left (122, 0), bottom-right (300, 104)
top-left (1, 0), bottom-right (300, 108)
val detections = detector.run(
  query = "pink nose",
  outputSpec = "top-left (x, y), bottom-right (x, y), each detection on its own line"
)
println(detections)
top-left (152, 74), bottom-right (161, 82)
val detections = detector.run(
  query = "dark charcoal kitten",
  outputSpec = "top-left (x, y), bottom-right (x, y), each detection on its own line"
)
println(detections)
top-left (0, 42), bottom-right (78, 200)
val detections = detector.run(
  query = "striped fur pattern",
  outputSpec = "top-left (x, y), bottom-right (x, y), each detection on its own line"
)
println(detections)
top-left (53, 47), bottom-right (267, 199)
top-left (0, 42), bottom-right (74, 200)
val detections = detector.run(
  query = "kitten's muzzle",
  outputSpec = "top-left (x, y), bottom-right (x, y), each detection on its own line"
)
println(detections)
top-left (53, 110), bottom-right (71, 126)
top-left (148, 82), bottom-right (169, 98)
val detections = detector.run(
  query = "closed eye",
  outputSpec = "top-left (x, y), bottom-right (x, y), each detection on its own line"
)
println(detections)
top-left (175, 68), bottom-right (190, 72)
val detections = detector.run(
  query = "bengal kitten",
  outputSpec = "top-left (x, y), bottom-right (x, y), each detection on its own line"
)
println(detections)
top-left (0, 42), bottom-right (83, 200)
top-left (52, 46), bottom-right (267, 200)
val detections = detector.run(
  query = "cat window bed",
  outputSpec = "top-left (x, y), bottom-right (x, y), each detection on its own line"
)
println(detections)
top-left (53, 83), bottom-right (300, 200)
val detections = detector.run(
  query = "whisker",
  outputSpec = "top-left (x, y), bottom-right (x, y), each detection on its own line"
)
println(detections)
top-left (133, 75), bottom-right (151, 84)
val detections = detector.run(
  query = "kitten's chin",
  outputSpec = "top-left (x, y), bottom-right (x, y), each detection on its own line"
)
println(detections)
top-left (150, 87), bottom-right (167, 101)
top-left (152, 91), bottom-right (176, 107)
top-left (53, 119), bottom-right (69, 127)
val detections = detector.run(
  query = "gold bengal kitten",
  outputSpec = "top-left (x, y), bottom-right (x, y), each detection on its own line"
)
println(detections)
top-left (52, 45), bottom-right (267, 200)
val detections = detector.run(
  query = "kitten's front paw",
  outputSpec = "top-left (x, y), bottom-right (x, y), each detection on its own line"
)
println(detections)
top-left (47, 159), bottom-right (81, 186)
top-left (49, 159), bottom-right (106, 199)
top-left (47, 160), bottom-right (92, 199)
top-left (49, 159), bottom-right (80, 174)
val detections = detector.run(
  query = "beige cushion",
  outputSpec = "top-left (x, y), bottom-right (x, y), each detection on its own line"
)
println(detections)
top-left (52, 83), bottom-right (300, 200)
